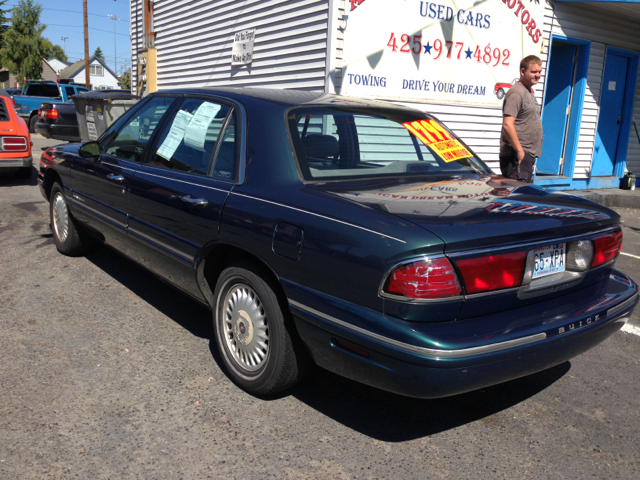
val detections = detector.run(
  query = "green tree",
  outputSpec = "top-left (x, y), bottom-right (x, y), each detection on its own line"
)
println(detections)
top-left (93, 47), bottom-right (105, 63)
top-left (119, 67), bottom-right (131, 90)
top-left (0, 0), bottom-right (9, 55)
top-left (0, 0), bottom-right (51, 82)
top-left (47, 43), bottom-right (67, 62)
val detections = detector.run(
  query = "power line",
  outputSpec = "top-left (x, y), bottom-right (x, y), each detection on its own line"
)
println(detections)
top-left (44, 24), bottom-right (130, 37)
top-left (4, 4), bottom-right (130, 22)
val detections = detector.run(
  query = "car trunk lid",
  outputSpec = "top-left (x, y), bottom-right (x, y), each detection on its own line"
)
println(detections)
top-left (310, 176), bottom-right (619, 252)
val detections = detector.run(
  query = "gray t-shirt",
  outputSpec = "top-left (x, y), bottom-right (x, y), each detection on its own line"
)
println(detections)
top-left (500, 81), bottom-right (543, 158)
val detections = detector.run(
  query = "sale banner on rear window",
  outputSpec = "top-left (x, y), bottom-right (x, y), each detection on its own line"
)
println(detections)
top-left (341, 0), bottom-right (545, 106)
top-left (402, 119), bottom-right (472, 162)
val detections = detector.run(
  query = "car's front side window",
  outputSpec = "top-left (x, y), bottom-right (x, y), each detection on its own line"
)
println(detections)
top-left (100, 96), bottom-right (176, 163)
top-left (146, 98), bottom-right (237, 179)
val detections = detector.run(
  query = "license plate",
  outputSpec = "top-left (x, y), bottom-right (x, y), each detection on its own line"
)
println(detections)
top-left (532, 243), bottom-right (566, 279)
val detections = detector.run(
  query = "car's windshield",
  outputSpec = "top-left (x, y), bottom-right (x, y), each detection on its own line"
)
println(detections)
top-left (287, 107), bottom-right (490, 181)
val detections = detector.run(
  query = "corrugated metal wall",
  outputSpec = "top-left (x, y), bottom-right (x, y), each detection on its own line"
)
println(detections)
top-left (130, 0), bottom-right (143, 93)
top-left (129, 0), bottom-right (640, 182)
top-left (131, 0), bottom-right (329, 91)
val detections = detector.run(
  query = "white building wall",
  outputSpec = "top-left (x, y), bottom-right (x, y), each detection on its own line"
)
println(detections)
top-left (546, 2), bottom-right (640, 178)
top-left (72, 60), bottom-right (120, 90)
top-left (130, 0), bottom-right (144, 93)
top-left (132, 0), bottom-right (329, 91)
top-left (129, 0), bottom-right (640, 182)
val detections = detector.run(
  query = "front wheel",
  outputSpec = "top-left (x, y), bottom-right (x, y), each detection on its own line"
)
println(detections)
top-left (213, 262), bottom-right (309, 395)
top-left (50, 183), bottom-right (92, 256)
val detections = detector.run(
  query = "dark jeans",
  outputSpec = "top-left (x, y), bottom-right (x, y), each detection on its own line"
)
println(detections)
top-left (499, 151), bottom-right (535, 183)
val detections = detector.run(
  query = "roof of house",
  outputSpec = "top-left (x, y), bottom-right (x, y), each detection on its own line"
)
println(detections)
top-left (43, 58), bottom-right (71, 73)
top-left (58, 55), bottom-right (119, 80)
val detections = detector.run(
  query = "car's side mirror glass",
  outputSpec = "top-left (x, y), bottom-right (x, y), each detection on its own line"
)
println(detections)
top-left (78, 141), bottom-right (100, 158)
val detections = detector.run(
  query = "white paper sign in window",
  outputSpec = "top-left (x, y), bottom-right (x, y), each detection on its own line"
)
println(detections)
top-left (184, 102), bottom-right (221, 151)
top-left (156, 110), bottom-right (193, 160)
top-left (231, 29), bottom-right (256, 66)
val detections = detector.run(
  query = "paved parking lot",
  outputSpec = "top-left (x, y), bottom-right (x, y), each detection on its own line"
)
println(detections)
top-left (1, 136), bottom-right (639, 479)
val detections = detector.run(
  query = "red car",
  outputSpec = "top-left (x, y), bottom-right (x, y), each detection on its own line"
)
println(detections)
top-left (494, 78), bottom-right (519, 100)
top-left (0, 88), bottom-right (32, 178)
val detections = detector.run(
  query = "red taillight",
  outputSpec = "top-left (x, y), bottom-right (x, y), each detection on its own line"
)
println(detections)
top-left (591, 230), bottom-right (622, 268)
top-left (42, 108), bottom-right (59, 119)
top-left (1, 136), bottom-right (28, 152)
top-left (38, 108), bottom-right (42, 117)
top-left (386, 257), bottom-right (461, 299)
top-left (455, 251), bottom-right (526, 294)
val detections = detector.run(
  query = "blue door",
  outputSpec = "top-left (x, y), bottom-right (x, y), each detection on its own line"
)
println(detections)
top-left (592, 52), bottom-right (629, 176)
top-left (539, 43), bottom-right (577, 175)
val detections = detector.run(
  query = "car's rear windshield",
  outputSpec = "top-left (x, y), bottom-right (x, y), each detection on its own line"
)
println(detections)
top-left (287, 107), bottom-right (490, 181)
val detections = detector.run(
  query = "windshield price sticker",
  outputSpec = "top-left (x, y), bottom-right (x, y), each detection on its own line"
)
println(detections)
top-left (403, 119), bottom-right (472, 162)
top-left (532, 243), bottom-right (565, 279)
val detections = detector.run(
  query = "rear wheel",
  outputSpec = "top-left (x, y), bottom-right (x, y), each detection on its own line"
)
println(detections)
top-left (50, 183), bottom-right (92, 256)
top-left (213, 262), bottom-right (309, 395)
top-left (29, 114), bottom-right (38, 133)
top-left (496, 88), bottom-right (505, 100)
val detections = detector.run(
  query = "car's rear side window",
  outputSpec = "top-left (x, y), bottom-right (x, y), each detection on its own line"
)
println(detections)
top-left (288, 107), bottom-right (489, 181)
top-left (26, 84), bottom-right (60, 97)
top-left (146, 98), bottom-right (237, 179)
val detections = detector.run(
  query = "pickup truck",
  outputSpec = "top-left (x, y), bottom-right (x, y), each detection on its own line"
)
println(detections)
top-left (13, 82), bottom-right (89, 133)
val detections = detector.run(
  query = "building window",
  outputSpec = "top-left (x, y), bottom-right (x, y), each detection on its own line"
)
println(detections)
top-left (90, 65), bottom-right (104, 76)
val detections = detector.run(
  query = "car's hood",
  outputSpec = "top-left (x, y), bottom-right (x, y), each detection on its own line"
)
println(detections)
top-left (310, 175), bottom-right (619, 251)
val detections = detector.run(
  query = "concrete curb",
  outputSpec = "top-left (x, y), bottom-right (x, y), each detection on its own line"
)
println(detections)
top-left (568, 190), bottom-right (640, 209)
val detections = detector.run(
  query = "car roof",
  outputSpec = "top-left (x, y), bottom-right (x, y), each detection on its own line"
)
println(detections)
top-left (152, 87), bottom-right (421, 113)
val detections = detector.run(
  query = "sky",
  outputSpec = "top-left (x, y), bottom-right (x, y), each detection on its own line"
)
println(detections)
top-left (4, 0), bottom-right (132, 74)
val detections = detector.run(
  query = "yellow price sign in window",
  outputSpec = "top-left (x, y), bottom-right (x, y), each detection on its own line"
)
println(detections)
top-left (403, 119), bottom-right (472, 163)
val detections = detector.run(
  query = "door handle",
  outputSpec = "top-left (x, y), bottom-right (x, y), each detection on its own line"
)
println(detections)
top-left (180, 196), bottom-right (208, 208)
top-left (107, 173), bottom-right (125, 183)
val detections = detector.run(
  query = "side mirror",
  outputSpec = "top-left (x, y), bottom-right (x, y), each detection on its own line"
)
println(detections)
top-left (78, 141), bottom-right (100, 158)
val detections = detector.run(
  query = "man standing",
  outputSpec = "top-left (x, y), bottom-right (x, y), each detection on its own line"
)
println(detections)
top-left (499, 55), bottom-right (543, 183)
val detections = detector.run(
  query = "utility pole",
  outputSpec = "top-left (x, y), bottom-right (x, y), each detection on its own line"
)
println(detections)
top-left (83, 0), bottom-right (90, 88)
top-left (61, 36), bottom-right (68, 56)
top-left (108, 14), bottom-right (120, 74)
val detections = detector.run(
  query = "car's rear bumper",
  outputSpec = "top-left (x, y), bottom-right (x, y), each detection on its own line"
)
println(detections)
top-left (0, 155), bottom-right (33, 168)
top-left (286, 271), bottom-right (638, 398)
top-left (35, 122), bottom-right (80, 142)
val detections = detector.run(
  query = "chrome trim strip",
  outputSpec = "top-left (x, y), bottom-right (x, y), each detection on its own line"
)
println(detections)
top-left (465, 286), bottom-right (520, 299)
top-left (230, 192), bottom-right (406, 244)
top-left (128, 226), bottom-right (194, 262)
top-left (67, 196), bottom-right (127, 228)
top-left (289, 299), bottom-right (547, 359)
top-left (607, 294), bottom-right (638, 318)
top-left (135, 169), bottom-right (230, 194)
top-left (446, 226), bottom-right (620, 258)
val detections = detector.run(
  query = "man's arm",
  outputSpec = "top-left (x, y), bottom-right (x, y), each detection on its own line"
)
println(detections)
top-left (502, 115), bottom-right (525, 163)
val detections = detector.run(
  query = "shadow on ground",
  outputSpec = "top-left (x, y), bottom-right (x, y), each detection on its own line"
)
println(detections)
top-left (84, 243), bottom-right (570, 442)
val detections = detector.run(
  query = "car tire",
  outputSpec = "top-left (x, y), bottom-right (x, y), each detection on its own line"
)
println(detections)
top-left (29, 114), bottom-right (38, 133)
top-left (496, 88), bottom-right (505, 100)
top-left (17, 166), bottom-right (32, 179)
top-left (49, 183), bottom-right (92, 256)
top-left (213, 262), bottom-right (309, 395)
